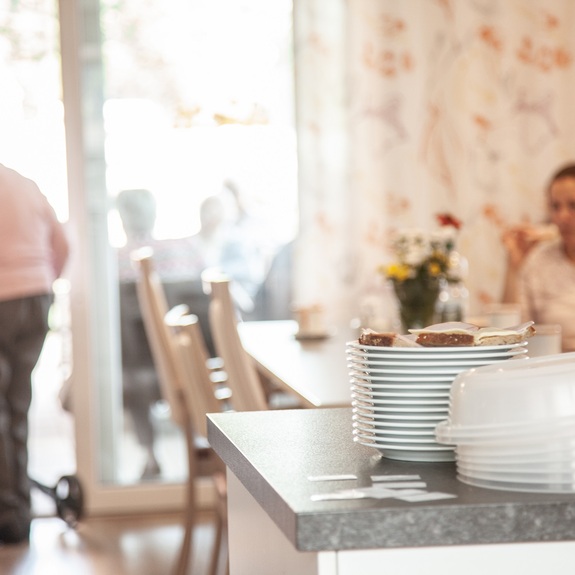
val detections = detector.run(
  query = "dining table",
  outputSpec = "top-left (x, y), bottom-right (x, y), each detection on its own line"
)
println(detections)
top-left (238, 319), bottom-right (357, 408)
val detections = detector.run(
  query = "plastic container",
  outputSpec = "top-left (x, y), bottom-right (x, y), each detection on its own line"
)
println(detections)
top-left (448, 352), bottom-right (575, 427)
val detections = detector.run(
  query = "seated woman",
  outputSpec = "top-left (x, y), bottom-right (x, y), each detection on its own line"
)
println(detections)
top-left (502, 163), bottom-right (575, 352)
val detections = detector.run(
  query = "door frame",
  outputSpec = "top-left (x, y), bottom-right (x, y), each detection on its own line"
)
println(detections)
top-left (59, 0), bottom-right (191, 515)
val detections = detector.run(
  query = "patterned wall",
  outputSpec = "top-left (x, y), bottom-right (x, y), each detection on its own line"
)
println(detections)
top-left (294, 0), bottom-right (575, 326)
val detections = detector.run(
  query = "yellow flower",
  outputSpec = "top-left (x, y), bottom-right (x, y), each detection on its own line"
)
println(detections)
top-left (427, 261), bottom-right (442, 276)
top-left (385, 263), bottom-right (411, 281)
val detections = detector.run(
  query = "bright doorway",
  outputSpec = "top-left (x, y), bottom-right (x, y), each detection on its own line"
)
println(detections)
top-left (3, 0), bottom-right (297, 514)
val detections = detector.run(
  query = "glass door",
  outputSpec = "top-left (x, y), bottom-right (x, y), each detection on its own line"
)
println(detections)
top-left (59, 0), bottom-right (298, 513)
top-left (0, 0), bottom-right (74, 512)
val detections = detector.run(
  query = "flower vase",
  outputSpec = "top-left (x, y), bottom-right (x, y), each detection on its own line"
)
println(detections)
top-left (392, 278), bottom-right (440, 333)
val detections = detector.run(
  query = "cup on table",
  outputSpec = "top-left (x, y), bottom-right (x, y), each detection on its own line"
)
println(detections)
top-left (528, 324), bottom-right (562, 357)
top-left (482, 303), bottom-right (522, 328)
top-left (292, 304), bottom-right (329, 338)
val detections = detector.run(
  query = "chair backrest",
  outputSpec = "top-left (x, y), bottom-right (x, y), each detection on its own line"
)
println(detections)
top-left (203, 272), bottom-right (268, 412)
top-left (132, 251), bottom-right (228, 575)
top-left (165, 305), bottom-right (224, 438)
top-left (130, 247), bottom-right (188, 427)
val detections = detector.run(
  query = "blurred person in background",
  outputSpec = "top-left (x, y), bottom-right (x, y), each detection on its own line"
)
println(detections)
top-left (218, 179), bottom-right (268, 312)
top-left (250, 239), bottom-right (293, 320)
top-left (187, 194), bottom-right (229, 272)
top-left (502, 163), bottom-right (575, 351)
top-left (116, 188), bottom-right (205, 479)
top-left (0, 163), bottom-right (69, 543)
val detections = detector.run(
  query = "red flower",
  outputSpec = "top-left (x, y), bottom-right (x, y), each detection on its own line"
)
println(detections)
top-left (436, 213), bottom-right (462, 230)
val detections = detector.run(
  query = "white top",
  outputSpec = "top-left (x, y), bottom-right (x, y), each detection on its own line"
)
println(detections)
top-left (518, 239), bottom-right (575, 352)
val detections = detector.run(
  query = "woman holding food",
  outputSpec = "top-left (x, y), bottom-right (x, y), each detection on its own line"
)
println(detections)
top-left (502, 163), bottom-right (575, 352)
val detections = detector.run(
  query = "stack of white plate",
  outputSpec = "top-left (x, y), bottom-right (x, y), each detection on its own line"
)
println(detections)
top-left (435, 352), bottom-right (575, 492)
top-left (346, 340), bottom-right (528, 462)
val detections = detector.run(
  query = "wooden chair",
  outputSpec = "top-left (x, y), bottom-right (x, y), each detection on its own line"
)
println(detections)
top-left (164, 304), bottom-right (227, 438)
top-left (202, 270), bottom-right (269, 412)
top-left (165, 305), bottom-right (228, 575)
top-left (131, 248), bottom-right (227, 575)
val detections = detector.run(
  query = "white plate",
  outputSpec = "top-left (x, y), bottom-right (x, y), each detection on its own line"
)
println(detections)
top-left (351, 400), bottom-right (449, 416)
top-left (352, 383), bottom-right (450, 396)
top-left (347, 340), bottom-right (526, 353)
top-left (351, 390), bottom-right (450, 407)
top-left (353, 420), bottom-right (436, 437)
top-left (356, 424), bottom-right (438, 436)
top-left (353, 431), bottom-right (438, 444)
top-left (351, 379), bottom-right (453, 393)
top-left (352, 412), bottom-right (445, 427)
top-left (346, 350), bottom-right (525, 368)
top-left (352, 398), bottom-right (450, 410)
top-left (354, 421), bottom-right (437, 436)
top-left (348, 349), bottom-right (528, 361)
top-left (349, 369), bottom-right (455, 383)
top-left (346, 344), bottom-right (527, 361)
top-left (351, 384), bottom-right (450, 398)
top-left (352, 407), bottom-right (447, 423)
top-left (347, 360), bottom-right (472, 376)
top-left (353, 417), bottom-right (446, 428)
top-left (353, 432), bottom-right (441, 446)
top-left (354, 438), bottom-right (456, 461)
top-left (353, 430), bottom-right (449, 447)
top-left (347, 359), bottom-right (518, 370)
top-left (352, 433), bottom-right (455, 451)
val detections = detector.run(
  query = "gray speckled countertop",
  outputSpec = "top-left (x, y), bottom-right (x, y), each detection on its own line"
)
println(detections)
top-left (207, 408), bottom-right (575, 552)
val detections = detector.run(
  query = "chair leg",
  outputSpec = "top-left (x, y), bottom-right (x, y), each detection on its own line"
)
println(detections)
top-left (208, 511), bottom-right (223, 575)
top-left (174, 516), bottom-right (194, 575)
top-left (222, 523), bottom-right (230, 575)
top-left (174, 417), bottom-right (198, 575)
top-left (219, 502), bottom-right (229, 575)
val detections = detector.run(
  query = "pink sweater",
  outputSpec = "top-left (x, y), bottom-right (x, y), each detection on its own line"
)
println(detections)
top-left (0, 164), bottom-right (70, 301)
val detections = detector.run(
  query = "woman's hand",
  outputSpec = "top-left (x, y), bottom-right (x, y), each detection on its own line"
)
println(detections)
top-left (502, 224), bottom-right (557, 270)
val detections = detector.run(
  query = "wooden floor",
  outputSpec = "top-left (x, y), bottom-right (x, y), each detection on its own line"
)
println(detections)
top-left (13, 325), bottom-right (228, 574)
top-left (0, 510), bottom-right (226, 575)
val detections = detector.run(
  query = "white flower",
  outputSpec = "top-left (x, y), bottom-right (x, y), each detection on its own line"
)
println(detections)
top-left (394, 229), bottom-right (431, 267)
top-left (430, 226), bottom-right (457, 251)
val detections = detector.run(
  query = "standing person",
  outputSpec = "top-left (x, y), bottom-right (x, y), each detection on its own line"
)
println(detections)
top-left (0, 163), bottom-right (69, 544)
top-left (502, 163), bottom-right (575, 351)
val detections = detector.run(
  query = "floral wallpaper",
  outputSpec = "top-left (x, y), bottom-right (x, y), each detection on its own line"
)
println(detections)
top-left (293, 0), bottom-right (575, 327)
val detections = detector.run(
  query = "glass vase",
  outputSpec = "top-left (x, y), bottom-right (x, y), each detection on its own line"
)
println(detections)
top-left (392, 278), bottom-right (440, 334)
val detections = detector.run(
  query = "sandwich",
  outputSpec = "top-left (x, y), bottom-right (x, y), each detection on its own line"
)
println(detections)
top-left (358, 329), bottom-right (420, 348)
top-left (409, 321), bottom-right (535, 347)
top-left (357, 321), bottom-right (536, 348)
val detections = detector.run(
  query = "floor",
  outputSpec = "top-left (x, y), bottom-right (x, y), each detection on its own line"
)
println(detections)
top-left (8, 326), bottom-right (226, 574)
top-left (0, 510), bottom-right (225, 575)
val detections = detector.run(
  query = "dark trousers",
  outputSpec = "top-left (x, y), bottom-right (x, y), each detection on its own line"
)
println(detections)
top-left (0, 293), bottom-right (52, 526)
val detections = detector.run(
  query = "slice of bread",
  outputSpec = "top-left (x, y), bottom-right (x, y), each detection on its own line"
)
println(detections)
top-left (474, 322), bottom-right (536, 346)
top-left (358, 329), bottom-right (419, 347)
top-left (409, 322), bottom-right (479, 347)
